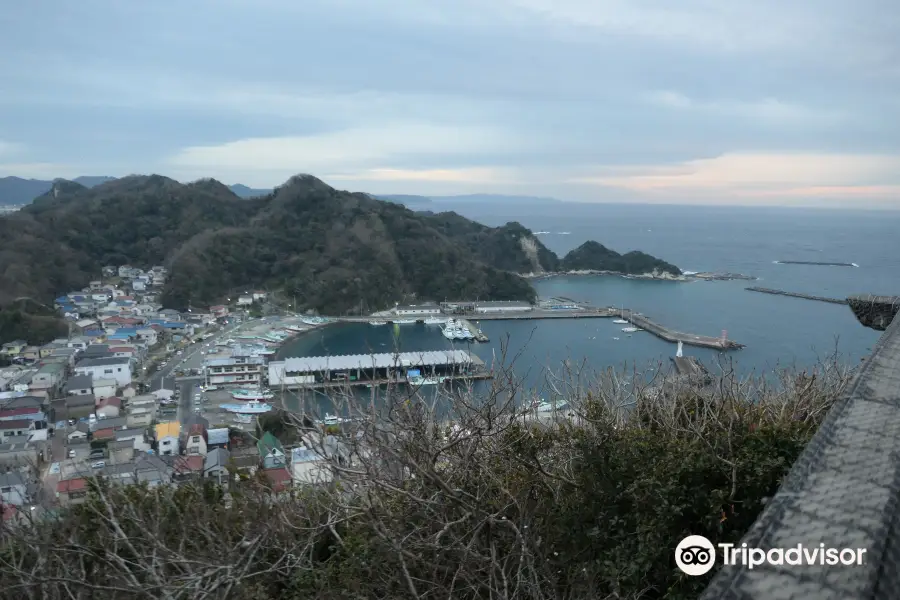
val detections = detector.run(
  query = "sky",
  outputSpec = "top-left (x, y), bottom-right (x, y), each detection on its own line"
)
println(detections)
top-left (1, 0), bottom-right (899, 208)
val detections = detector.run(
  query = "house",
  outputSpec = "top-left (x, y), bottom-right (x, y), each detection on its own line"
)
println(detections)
top-left (96, 396), bottom-right (122, 419)
top-left (92, 427), bottom-right (116, 442)
top-left (0, 341), bottom-right (27, 357)
top-left (132, 279), bottom-right (146, 292)
top-left (237, 294), bottom-right (254, 306)
top-left (261, 467), bottom-right (293, 492)
top-left (92, 416), bottom-right (127, 431)
top-left (21, 346), bottom-right (41, 361)
top-left (155, 421), bottom-right (180, 456)
top-left (108, 439), bottom-right (134, 464)
top-left (135, 328), bottom-right (158, 346)
top-left (204, 448), bottom-right (231, 483)
top-left (74, 319), bottom-right (99, 333)
top-left (101, 461), bottom-right (136, 485)
top-left (66, 337), bottom-right (91, 351)
top-left (56, 478), bottom-right (89, 506)
top-left (210, 305), bottom-right (229, 318)
top-left (75, 357), bottom-right (131, 388)
top-left (184, 423), bottom-right (208, 456)
top-left (67, 422), bottom-right (90, 442)
top-left (257, 432), bottom-right (286, 469)
top-left (0, 440), bottom-right (42, 468)
top-left (92, 378), bottom-right (118, 399)
top-left (134, 454), bottom-right (172, 487)
top-left (49, 347), bottom-right (79, 367)
top-left (115, 428), bottom-right (149, 452)
top-left (0, 471), bottom-right (28, 505)
top-left (126, 406), bottom-right (154, 428)
top-left (30, 363), bottom-right (66, 393)
top-left (0, 407), bottom-right (44, 422)
top-left (0, 420), bottom-right (35, 440)
top-left (101, 266), bottom-right (117, 277)
top-left (173, 455), bottom-right (205, 481)
top-left (252, 290), bottom-right (268, 301)
top-left (64, 374), bottom-right (93, 396)
top-left (158, 309), bottom-right (181, 320)
top-left (207, 428), bottom-right (230, 450)
top-left (291, 446), bottom-right (333, 485)
top-left (79, 344), bottom-right (113, 359)
top-left (38, 342), bottom-right (65, 358)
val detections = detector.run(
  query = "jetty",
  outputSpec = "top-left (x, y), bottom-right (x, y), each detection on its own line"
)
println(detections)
top-left (775, 260), bottom-right (857, 267)
top-left (746, 287), bottom-right (848, 305)
top-left (616, 310), bottom-right (744, 350)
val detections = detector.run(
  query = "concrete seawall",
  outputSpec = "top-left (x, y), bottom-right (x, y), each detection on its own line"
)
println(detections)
top-left (746, 286), bottom-right (848, 305)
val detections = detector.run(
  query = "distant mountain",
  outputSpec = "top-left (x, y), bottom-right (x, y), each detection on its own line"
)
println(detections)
top-left (0, 175), bottom-right (272, 204)
top-left (229, 183), bottom-right (273, 199)
top-left (379, 193), bottom-right (562, 209)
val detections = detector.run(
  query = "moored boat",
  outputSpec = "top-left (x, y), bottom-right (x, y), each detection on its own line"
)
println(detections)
top-left (424, 316), bottom-right (446, 325)
top-left (230, 388), bottom-right (274, 401)
top-left (221, 401), bottom-right (273, 414)
top-left (369, 320), bottom-right (388, 326)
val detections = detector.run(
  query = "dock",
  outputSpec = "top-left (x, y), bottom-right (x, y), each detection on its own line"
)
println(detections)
top-left (268, 349), bottom-right (490, 390)
top-left (671, 356), bottom-right (709, 378)
top-left (456, 318), bottom-right (490, 342)
top-left (746, 287), bottom-right (848, 305)
top-left (616, 310), bottom-right (744, 350)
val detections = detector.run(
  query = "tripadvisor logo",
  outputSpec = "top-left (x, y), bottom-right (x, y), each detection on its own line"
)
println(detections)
top-left (675, 535), bottom-right (868, 576)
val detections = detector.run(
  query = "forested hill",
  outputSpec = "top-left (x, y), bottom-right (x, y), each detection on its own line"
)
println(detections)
top-left (0, 174), bottom-right (681, 342)
top-left (560, 241), bottom-right (682, 276)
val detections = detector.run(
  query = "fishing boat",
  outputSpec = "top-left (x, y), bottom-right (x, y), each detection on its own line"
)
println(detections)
top-left (612, 318), bottom-right (629, 324)
top-left (424, 316), bottom-right (446, 325)
top-left (392, 318), bottom-right (417, 324)
top-left (233, 414), bottom-right (253, 424)
top-left (221, 401), bottom-right (273, 414)
top-left (230, 388), bottom-right (274, 401)
top-left (621, 327), bottom-right (641, 333)
top-left (369, 320), bottom-right (388, 326)
top-left (285, 325), bottom-right (307, 333)
top-left (530, 399), bottom-right (568, 413)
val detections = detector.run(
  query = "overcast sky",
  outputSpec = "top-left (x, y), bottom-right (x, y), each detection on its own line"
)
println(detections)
top-left (1, 0), bottom-right (899, 207)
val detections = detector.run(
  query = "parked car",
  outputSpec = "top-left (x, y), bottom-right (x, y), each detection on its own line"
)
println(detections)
top-left (91, 461), bottom-right (106, 469)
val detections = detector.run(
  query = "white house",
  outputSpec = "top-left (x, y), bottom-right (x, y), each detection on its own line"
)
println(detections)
top-left (155, 422), bottom-right (180, 456)
top-left (64, 374), bottom-right (93, 396)
top-left (251, 291), bottom-right (267, 301)
top-left (184, 424), bottom-right (207, 456)
top-left (291, 446), bottom-right (333, 485)
top-left (96, 397), bottom-right (121, 419)
top-left (237, 294), bottom-right (254, 306)
top-left (132, 279), bottom-right (146, 291)
top-left (67, 337), bottom-right (90, 350)
top-left (74, 357), bottom-right (132, 388)
top-left (135, 328), bottom-right (158, 346)
top-left (92, 378), bottom-right (118, 399)
top-left (204, 448), bottom-right (231, 484)
top-left (0, 471), bottom-right (28, 506)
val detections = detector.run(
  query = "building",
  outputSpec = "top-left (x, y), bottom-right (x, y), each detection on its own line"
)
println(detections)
top-left (56, 478), bottom-right (89, 506)
top-left (155, 421), bottom-right (181, 456)
top-left (0, 407), bottom-right (45, 422)
top-left (173, 455), bottom-right (205, 482)
top-left (392, 304), bottom-right (442, 316)
top-left (0, 420), bottom-right (35, 440)
top-left (0, 340), bottom-right (27, 358)
top-left (207, 428), bottom-right (230, 450)
top-left (92, 378), bottom-right (118, 400)
top-left (74, 357), bottom-right (132, 388)
top-left (184, 423), bottom-right (208, 456)
top-left (204, 448), bottom-right (231, 484)
top-left (237, 294), bottom-right (254, 306)
top-left (135, 454), bottom-right (172, 487)
top-left (0, 471), bottom-right (28, 505)
top-left (257, 432), bottom-right (286, 469)
top-left (204, 355), bottom-right (266, 387)
top-left (291, 446), bottom-right (333, 485)
top-left (0, 440), bottom-right (43, 468)
top-left (64, 374), bottom-right (93, 396)
top-left (96, 396), bottom-right (122, 418)
top-left (29, 363), bottom-right (66, 394)
top-left (473, 301), bottom-right (533, 314)
top-left (107, 439), bottom-right (135, 464)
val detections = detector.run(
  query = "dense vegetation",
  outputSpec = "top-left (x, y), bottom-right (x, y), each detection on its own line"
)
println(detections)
top-left (561, 241), bottom-right (682, 276)
top-left (0, 174), bottom-right (679, 343)
top-left (0, 359), bottom-right (850, 599)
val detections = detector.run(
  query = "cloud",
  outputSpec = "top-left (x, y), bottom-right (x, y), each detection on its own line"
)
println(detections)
top-left (571, 152), bottom-right (900, 200)
top-left (642, 91), bottom-right (847, 126)
top-left (167, 123), bottom-right (532, 185)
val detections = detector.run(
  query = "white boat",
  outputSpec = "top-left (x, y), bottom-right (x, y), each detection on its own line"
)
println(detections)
top-left (369, 320), bottom-right (388, 326)
top-left (233, 414), bottom-right (253, 424)
top-left (621, 327), bottom-right (641, 333)
top-left (392, 318), bottom-right (417, 324)
top-left (316, 414), bottom-right (351, 426)
top-left (424, 316), bottom-right (446, 325)
top-left (612, 319), bottom-right (629, 324)
top-left (285, 325), bottom-right (307, 333)
top-left (221, 401), bottom-right (272, 414)
top-left (230, 388), bottom-right (274, 401)
top-left (530, 399), bottom-right (568, 413)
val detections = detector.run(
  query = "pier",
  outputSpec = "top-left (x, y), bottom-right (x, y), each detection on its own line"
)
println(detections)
top-left (456, 318), bottom-right (490, 342)
top-left (267, 349), bottom-right (490, 390)
top-left (616, 310), bottom-right (744, 350)
top-left (775, 260), bottom-right (857, 267)
top-left (746, 286), bottom-right (848, 305)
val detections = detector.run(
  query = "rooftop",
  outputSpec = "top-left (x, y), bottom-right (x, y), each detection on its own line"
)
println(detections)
top-left (273, 349), bottom-right (478, 374)
top-left (75, 357), bottom-right (130, 368)
top-left (155, 421), bottom-right (180, 439)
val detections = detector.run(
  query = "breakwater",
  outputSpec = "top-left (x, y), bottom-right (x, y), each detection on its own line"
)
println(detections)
top-left (616, 310), bottom-right (744, 350)
top-left (775, 260), bottom-right (858, 267)
top-left (746, 287), bottom-right (848, 305)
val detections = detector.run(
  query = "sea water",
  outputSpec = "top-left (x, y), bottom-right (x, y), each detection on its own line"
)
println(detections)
top-left (277, 203), bottom-right (896, 410)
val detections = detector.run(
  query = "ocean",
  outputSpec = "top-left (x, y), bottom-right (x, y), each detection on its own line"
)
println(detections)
top-left (278, 202), bottom-right (896, 405)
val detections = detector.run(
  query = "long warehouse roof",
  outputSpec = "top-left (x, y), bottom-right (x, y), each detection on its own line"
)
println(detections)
top-left (272, 350), bottom-right (477, 373)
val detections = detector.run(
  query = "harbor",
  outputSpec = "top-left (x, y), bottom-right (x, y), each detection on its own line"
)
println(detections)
top-left (745, 286), bottom-right (848, 305)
